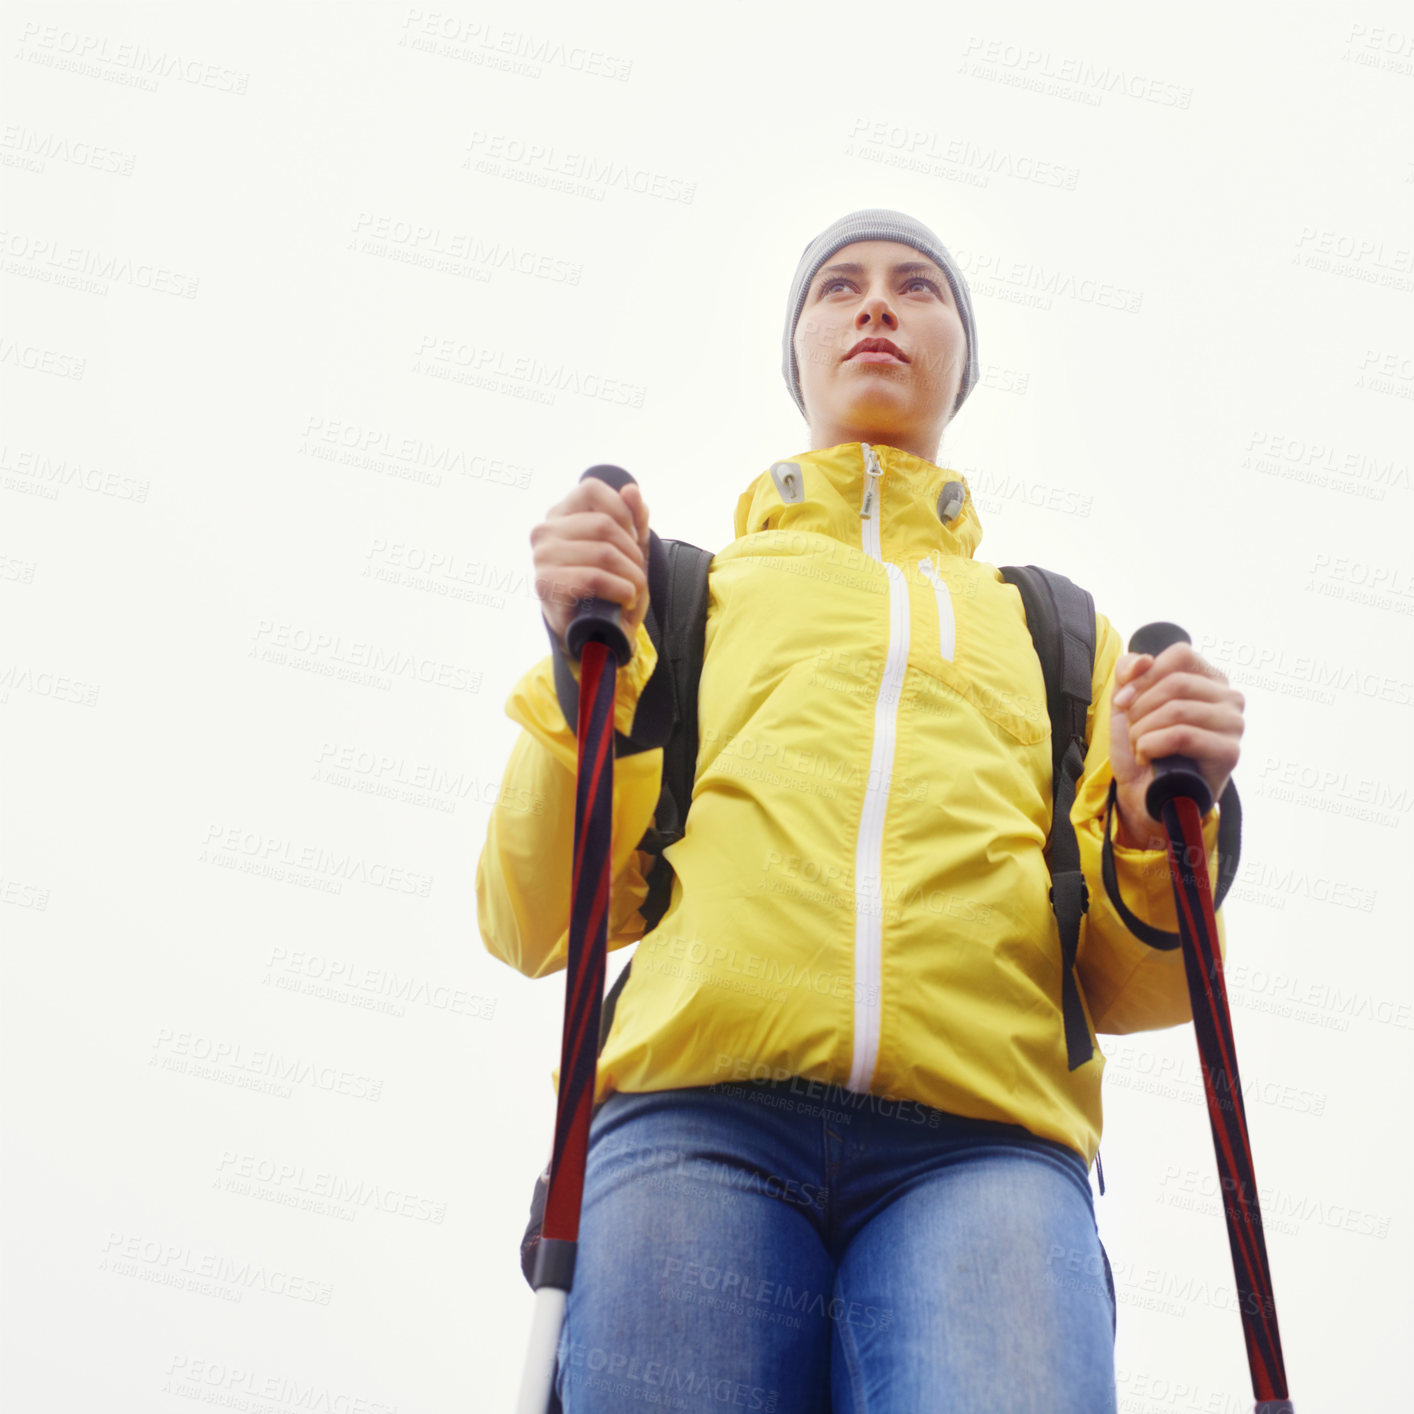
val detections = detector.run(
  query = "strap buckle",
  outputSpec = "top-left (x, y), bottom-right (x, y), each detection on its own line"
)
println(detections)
top-left (1049, 871), bottom-right (1090, 916)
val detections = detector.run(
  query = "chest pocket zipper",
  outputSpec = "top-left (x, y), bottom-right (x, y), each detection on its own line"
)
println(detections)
top-left (918, 555), bottom-right (956, 662)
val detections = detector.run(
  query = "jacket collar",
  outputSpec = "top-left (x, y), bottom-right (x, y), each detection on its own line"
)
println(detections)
top-left (733, 442), bottom-right (983, 560)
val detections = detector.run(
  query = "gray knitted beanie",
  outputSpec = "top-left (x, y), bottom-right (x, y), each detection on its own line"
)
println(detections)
top-left (782, 208), bottom-right (979, 422)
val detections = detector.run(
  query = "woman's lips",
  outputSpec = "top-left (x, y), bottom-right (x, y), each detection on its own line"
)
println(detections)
top-left (849, 351), bottom-right (905, 363)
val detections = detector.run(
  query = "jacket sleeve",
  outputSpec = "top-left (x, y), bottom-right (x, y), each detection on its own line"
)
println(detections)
top-left (475, 620), bottom-right (664, 980)
top-left (1072, 610), bottom-right (1227, 1034)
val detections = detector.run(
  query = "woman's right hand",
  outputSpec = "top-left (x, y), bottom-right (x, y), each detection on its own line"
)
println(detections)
top-left (530, 478), bottom-right (651, 657)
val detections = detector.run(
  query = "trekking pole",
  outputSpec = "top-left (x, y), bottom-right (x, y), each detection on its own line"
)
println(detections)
top-left (515, 466), bottom-right (637, 1414)
top-left (1129, 622), bottom-right (1293, 1414)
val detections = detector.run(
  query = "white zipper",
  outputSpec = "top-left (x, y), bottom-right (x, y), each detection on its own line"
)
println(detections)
top-left (917, 554), bottom-right (956, 662)
top-left (858, 444), bottom-right (884, 545)
top-left (847, 445), bottom-right (909, 1095)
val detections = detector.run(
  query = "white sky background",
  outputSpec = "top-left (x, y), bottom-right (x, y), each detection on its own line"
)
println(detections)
top-left (2, 2), bottom-right (1410, 1410)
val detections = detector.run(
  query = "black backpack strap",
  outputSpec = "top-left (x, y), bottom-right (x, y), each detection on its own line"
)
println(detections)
top-left (1100, 774), bottom-right (1243, 949)
top-left (1000, 564), bottom-right (1098, 1072)
top-left (597, 536), bottom-right (714, 1051)
top-left (636, 536), bottom-right (715, 933)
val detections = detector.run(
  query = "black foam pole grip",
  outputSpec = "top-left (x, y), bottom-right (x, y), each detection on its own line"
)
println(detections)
top-left (565, 464), bottom-right (636, 666)
top-left (1128, 621), bottom-right (1214, 819)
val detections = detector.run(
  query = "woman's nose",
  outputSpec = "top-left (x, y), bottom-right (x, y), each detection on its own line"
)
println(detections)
top-left (857, 295), bottom-right (897, 328)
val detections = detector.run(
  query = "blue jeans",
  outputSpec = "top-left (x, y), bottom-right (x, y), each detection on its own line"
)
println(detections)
top-left (555, 1078), bottom-right (1117, 1413)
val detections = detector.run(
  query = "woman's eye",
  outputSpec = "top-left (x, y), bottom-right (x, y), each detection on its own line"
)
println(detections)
top-left (819, 276), bottom-right (943, 296)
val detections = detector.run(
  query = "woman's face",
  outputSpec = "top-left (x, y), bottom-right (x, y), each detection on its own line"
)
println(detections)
top-left (793, 239), bottom-right (967, 461)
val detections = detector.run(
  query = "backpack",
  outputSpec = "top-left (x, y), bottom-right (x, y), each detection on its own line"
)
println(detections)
top-left (520, 532), bottom-right (1243, 1289)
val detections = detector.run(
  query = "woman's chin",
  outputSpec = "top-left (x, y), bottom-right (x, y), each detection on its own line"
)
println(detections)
top-left (837, 394), bottom-right (915, 435)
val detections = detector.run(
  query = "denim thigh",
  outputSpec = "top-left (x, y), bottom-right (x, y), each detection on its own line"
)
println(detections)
top-left (555, 1084), bottom-right (834, 1413)
top-left (823, 1102), bottom-right (1117, 1414)
top-left (552, 1082), bottom-right (1117, 1413)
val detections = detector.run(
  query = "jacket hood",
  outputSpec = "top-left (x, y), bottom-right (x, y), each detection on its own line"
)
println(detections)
top-left (733, 442), bottom-right (983, 561)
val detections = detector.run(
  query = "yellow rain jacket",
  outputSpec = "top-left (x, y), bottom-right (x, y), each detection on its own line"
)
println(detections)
top-left (476, 442), bottom-right (1225, 1165)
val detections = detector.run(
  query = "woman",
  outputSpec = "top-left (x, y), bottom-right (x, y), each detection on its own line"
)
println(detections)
top-left (477, 209), bottom-right (1245, 1412)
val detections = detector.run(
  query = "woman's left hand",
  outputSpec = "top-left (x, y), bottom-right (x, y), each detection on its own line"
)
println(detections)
top-left (1108, 643), bottom-right (1245, 850)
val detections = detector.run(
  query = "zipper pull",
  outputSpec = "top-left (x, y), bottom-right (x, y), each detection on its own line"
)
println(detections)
top-left (860, 443), bottom-right (883, 519)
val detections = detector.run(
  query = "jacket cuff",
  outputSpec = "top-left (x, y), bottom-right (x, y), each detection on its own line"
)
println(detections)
top-left (1105, 792), bottom-right (1223, 935)
top-left (545, 613), bottom-right (660, 743)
